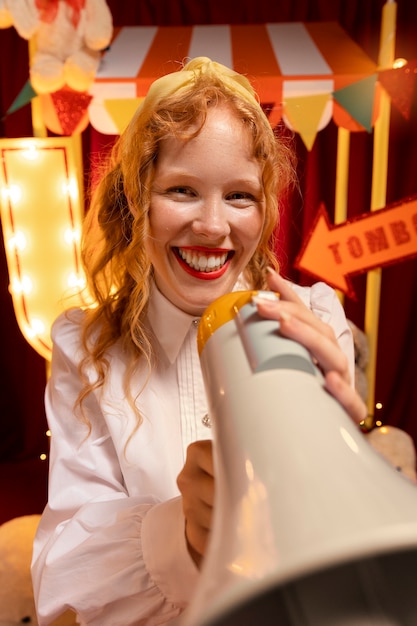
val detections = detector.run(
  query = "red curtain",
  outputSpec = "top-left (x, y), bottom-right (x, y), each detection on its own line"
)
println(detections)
top-left (1, 0), bottom-right (417, 478)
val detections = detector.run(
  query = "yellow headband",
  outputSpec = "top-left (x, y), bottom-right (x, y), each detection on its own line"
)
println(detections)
top-left (133, 56), bottom-right (266, 123)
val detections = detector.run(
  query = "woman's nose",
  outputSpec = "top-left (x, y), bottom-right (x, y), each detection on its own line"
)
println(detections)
top-left (192, 197), bottom-right (231, 239)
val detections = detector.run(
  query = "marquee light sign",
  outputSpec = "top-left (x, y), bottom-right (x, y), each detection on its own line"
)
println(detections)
top-left (0, 136), bottom-right (86, 360)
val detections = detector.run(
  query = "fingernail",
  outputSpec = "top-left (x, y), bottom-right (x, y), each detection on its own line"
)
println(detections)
top-left (252, 292), bottom-right (290, 322)
top-left (252, 291), bottom-right (279, 305)
top-left (266, 266), bottom-right (278, 275)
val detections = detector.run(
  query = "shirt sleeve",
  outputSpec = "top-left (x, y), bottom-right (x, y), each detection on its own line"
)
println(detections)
top-left (291, 281), bottom-right (355, 387)
top-left (31, 312), bottom-right (199, 626)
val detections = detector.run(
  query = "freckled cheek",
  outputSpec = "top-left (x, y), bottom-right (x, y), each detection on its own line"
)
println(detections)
top-left (246, 212), bottom-right (265, 244)
top-left (248, 216), bottom-right (266, 256)
top-left (233, 218), bottom-right (263, 261)
top-left (146, 222), bottom-right (174, 244)
top-left (147, 206), bottom-right (179, 237)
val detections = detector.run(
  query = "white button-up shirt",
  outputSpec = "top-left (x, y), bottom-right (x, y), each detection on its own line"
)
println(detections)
top-left (32, 281), bottom-right (354, 625)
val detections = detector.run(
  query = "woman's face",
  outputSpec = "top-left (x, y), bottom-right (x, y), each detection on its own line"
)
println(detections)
top-left (145, 104), bottom-right (265, 316)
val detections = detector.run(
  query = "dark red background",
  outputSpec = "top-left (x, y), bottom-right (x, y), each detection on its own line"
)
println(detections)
top-left (1, 0), bottom-right (417, 523)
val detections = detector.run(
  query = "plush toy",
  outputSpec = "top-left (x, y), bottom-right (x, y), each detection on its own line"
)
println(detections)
top-left (0, 514), bottom-right (77, 626)
top-left (347, 319), bottom-right (369, 403)
top-left (344, 320), bottom-right (417, 482)
top-left (344, 321), bottom-right (417, 482)
top-left (366, 425), bottom-right (417, 483)
top-left (0, 0), bottom-right (113, 94)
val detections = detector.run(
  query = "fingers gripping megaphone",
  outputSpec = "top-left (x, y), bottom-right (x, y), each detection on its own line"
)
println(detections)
top-left (181, 291), bottom-right (417, 626)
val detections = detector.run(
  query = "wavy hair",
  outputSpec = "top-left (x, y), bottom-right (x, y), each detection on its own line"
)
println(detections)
top-left (76, 57), bottom-right (297, 430)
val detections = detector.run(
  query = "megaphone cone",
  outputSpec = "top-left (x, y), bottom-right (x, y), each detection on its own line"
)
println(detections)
top-left (181, 292), bottom-right (417, 626)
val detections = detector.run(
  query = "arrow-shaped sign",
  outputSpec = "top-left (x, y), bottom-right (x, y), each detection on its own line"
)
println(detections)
top-left (294, 197), bottom-right (417, 299)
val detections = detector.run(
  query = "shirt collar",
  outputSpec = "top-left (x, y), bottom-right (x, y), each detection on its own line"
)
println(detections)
top-left (147, 284), bottom-right (199, 364)
top-left (146, 275), bottom-right (251, 364)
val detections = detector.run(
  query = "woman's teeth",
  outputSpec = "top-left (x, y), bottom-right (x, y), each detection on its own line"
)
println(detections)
top-left (178, 248), bottom-right (228, 272)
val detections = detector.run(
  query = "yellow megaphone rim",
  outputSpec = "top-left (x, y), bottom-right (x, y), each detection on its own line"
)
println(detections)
top-left (197, 291), bottom-right (256, 355)
top-left (197, 290), bottom-right (277, 355)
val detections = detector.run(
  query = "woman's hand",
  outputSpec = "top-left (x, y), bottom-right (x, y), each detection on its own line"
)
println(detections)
top-left (177, 439), bottom-right (214, 568)
top-left (254, 268), bottom-right (367, 426)
top-left (177, 270), bottom-right (367, 567)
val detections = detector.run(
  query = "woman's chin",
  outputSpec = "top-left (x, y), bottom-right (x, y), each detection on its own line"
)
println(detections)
top-left (173, 283), bottom-right (236, 316)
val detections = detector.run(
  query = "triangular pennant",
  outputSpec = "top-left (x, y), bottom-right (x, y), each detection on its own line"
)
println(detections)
top-left (40, 93), bottom-right (91, 135)
top-left (378, 60), bottom-right (417, 121)
top-left (333, 74), bottom-right (377, 133)
top-left (3, 80), bottom-right (38, 118)
top-left (40, 93), bottom-right (63, 135)
top-left (103, 98), bottom-right (145, 134)
top-left (50, 88), bottom-right (92, 135)
top-left (284, 93), bottom-right (331, 151)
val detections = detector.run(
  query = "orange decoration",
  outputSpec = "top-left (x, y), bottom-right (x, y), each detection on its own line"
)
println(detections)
top-left (295, 198), bottom-right (417, 299)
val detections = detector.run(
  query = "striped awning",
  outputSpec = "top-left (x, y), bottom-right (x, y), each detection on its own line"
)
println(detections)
top-left (88, 22), bottom-right (378, 142)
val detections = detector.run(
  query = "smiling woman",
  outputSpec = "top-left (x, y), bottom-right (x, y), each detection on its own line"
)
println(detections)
top-left (31, 56), bottom-right (365, 626)
top-left (146, 104), bottom-right (265, 314)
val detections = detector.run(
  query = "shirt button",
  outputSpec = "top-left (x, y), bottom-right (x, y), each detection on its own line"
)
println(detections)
top-left (202, 414), bottom-right (211, 428)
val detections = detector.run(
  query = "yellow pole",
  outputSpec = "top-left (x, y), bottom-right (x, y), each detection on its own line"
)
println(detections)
top-left (28, 37), bottom-right (47, 138)
top-left (334, 126), bottom-right (351, 305)
top-left (364, 0), bottom-right (397, 429)
top-left (28, 36), bottom-right (48, 384)
top-left (27, 38), bottom-right (84, 380)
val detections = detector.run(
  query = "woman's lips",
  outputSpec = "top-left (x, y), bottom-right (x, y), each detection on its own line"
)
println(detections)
top-left (174, 247), bottom-right (233, 280)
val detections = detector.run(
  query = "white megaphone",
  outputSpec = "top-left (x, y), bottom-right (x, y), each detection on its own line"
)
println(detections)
top-left (181, 290), bottom-right (417, 626)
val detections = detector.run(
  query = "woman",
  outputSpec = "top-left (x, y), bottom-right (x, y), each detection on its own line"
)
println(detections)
top-left (31, 57), bottom-right (366, 625)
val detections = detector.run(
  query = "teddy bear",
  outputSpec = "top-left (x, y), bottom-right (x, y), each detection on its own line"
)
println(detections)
top-left (347, 319), bottom-right (369, 403)
top-left (0, 0), bottom-right (113, 94)
top-left (345, 320), bottom-right (417, 481)
top-left (366, 425), bottom-right (417, 483)
top-left (0, 514), bottom-right (78, 626)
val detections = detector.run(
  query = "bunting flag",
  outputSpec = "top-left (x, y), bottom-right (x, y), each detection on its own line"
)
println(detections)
top-left (3, 80), bottom-right (37, 118)
top-left (42, 88), bottom-right (92, 135)
top-left (284, 92), bottom-right (331, 150)
top-left (378, 59), bottom-right (417, 121)
top-left (25, 22), bottom-right (414, 139)
top-left (333, 74), bottom-right (378, 133)
top-left (103, 97), bottom-right (145, 134)
top-left (88, 22), bottom-right (379, 139)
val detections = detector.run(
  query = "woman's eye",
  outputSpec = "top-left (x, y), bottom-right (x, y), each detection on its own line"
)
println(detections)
top-left (228, 191), bottom-right (257, 203)
top-left (229, 192), bottom-right (250, 199)
top-left (167, 186), bottom-right (193, 196)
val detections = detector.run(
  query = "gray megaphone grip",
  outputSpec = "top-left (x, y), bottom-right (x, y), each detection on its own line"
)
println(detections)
top-left (235, 300), bottom-right (318, 376)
